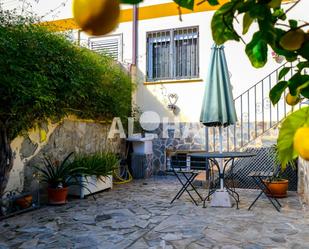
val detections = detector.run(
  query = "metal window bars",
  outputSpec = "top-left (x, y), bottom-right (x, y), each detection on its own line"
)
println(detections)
top-left (146, 27), bottom-right (199, 81)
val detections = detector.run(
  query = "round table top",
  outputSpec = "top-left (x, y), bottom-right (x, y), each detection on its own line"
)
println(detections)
top-left (188, 151), bottom-right (256, 159)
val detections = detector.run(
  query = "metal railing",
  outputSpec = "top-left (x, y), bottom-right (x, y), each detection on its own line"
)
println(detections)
top-left (207, 61), bottom-right (303, 152)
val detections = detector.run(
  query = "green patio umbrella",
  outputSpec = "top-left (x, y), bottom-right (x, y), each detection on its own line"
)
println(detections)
top-left (200, 44), bottom-right (237, 192)
top-left (200, 44), bottom-right (237, 128)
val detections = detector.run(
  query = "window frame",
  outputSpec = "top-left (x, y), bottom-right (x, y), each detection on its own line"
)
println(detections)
top-left (146, 26), bottom-right (199, 82)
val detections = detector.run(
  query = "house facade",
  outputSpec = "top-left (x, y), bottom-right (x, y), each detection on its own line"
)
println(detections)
top-left (2, 0), bottom-right (301, 120)
top-left (1, 0), bottom-right (308, 184)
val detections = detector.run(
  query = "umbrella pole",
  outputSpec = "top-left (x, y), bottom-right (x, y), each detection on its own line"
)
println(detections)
top-left (210, 126), bottom-right (231, 207)
top-left (219, 126), bottom-right (224, 190)
top-left (205, 127), bottom-right (210, 182)
top-left (205, 127), bottom-right (209, 152)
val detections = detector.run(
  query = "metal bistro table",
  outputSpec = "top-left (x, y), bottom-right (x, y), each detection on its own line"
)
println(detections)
top-left (189, 151), bottom-right (256, 209)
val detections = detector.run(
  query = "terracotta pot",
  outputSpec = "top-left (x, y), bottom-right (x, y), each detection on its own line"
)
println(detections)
top-left (47, 187), bottom-right (68, 205)
top-left (15, 194), bottom-right (33, 209)
top-left (263, 179), bottom-right (289, 198)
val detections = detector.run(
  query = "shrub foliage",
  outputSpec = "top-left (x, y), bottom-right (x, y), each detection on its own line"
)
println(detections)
top-left (0, 10), bottom-right (132, 195)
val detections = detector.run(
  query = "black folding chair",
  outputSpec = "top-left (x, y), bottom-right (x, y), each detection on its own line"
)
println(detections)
top-left (248, 170), bottom-right (282, 212)
top-left (170, 154), bottom-right (203, 205)
top-left (189, 155), bottom-right (217, 202)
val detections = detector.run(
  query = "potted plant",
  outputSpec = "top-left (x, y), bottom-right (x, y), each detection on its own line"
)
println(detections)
top-left (263, 167), bottom-right (289, 198)
top-left (68, 152), bottom-right (118, 198)
top-left (14, 194), bottom-right (33, 209)
top-left (263, 146), bottom-right (295, 198)
top-left (34, 152), bottom-right (86, 205)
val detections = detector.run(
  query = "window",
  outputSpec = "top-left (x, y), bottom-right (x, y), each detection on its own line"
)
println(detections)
top-left (147, 27), bottom-right (199, 81)
top-left (89, 34), bottom-right (123, 62)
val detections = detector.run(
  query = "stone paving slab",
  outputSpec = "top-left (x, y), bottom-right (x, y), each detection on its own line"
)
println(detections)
top-left (0, 176), bottom-right (308, 249)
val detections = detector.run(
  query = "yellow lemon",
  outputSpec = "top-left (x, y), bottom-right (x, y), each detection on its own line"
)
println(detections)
top-left (73, 0), bottom-right (120, 36)
top-left (285, 93), bottom-right (300, 106)
top-left (280, 29), bottom-right (305, 51)
top-left (294, 127), bottom-right (309, 161)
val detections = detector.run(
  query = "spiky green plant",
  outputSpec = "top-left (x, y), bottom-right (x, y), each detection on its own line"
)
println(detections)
top-left (71, 152), bottom-right (119, 181)
top-left (34, 152), bottom-right (87, 188)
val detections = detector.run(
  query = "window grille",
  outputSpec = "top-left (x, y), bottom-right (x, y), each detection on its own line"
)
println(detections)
top-left (147, 27), bottom-right (199, 81)
top-left (89, 34), bottom-right (123, 62)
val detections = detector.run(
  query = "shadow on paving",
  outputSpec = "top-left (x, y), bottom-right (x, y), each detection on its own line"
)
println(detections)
top-left (0, 176), bottom-right (308, 249)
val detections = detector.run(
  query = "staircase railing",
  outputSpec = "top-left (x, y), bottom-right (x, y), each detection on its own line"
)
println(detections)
top-left (207, 61), bottom-right (301, 152)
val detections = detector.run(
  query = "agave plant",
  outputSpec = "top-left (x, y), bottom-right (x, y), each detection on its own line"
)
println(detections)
top-left (71, 152), bottom-right (119, 181)
top-left (34, 152), bottom-right (87, 188)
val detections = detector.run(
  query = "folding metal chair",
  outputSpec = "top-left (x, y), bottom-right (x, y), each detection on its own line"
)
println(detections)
top-left (170, 154), bottom-right (203, 205)
top-left (189, 155), bottom-right (216, 202)
top-left (248, 170), bottom-right (281, 212)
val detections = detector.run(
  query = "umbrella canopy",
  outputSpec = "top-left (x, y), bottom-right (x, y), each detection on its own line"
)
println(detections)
top-left (200, 45), bottom-right (237, 127)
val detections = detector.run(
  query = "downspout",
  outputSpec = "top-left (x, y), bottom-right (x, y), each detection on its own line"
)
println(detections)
top-left (132, 4), bottom-right (138, 67)
top-left (131, 4), bottom-right (139, 114)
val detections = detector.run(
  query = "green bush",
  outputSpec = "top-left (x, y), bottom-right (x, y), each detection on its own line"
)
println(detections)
top-left (0, 10), bottom-right (132, 195)
top-left (0, 22), bottom-right (132, 140)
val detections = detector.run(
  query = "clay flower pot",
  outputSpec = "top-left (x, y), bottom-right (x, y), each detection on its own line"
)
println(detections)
top-left (15, 194), bottom-right (33, 209)
top-left (47, 187), bottom-right (68, 205)
top-left (263, 179), bottom-right (289, 198)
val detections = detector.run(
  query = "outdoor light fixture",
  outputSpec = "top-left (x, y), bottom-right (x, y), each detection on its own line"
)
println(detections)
top-left (167, 93), bottom-right (179, 114)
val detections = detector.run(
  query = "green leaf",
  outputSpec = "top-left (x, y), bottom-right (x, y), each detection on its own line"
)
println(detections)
top-left (173, 0), bottom-right (194, 10)
top-left (237, 0), bottom-right (255, 13)
top-left (245, 31), bottom-right (268, 68)
top-left (277, 107), bottom-right (309, 167)
top-left (269, 81), bottom-right (288, 105)
top-left (273, 8), bottom-right (286, 20)
top-left (278, 67), bottom-right (291, 80)
top-left (242, 12), bottom-right (254, 35)
top-left (288, 73), bottom-right (309, 95)
top-left (288, 19), bottom-right (298, 29)
top-left (249, 4), bottom-right (270, 20)
top-left (299, 41), bottom-right (309, 60)
top-left (211, 2), bottom-right (239, 45)
top-left (298, 81), bottom-right (309, 98)
top-left (208, 0), bottom-right (219, 6)
top-left (297, 61), bottom-right (309, 72)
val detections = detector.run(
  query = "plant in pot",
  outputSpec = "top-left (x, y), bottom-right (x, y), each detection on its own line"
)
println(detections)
top-left (14, 194), bottom-right (33, 209)
top-left (263, 146), bottom-right (296, 198)
top-left (34, 152), bottom-right (86, 205)
top-left (68, 152), bottom-right (119, 198)
top-left (264, 166), bottom-right (290, 198)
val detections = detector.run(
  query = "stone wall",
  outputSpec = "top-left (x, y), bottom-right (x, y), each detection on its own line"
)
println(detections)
top-left (298, 158), bottom-right (309, 204)
top-left (5, 118), bottom-right (121, 194)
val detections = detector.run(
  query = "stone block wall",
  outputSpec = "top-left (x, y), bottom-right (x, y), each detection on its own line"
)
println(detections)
top-left (5, 117), bottom-right (121, 194)
top-left (298, 158), bottom-right (309, 204)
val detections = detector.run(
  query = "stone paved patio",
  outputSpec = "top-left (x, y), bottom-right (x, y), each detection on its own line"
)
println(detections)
top-left (0, 176), bottom-right (309, 249)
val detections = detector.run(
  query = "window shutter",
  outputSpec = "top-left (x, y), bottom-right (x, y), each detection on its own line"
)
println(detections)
top-left (89, 34), bottom-right (123, 62)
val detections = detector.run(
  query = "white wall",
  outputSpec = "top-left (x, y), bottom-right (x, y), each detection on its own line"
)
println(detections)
top-left (131, 11), bottom-right (278, 122)
top-left (2, 0), bottom-right (308, 123)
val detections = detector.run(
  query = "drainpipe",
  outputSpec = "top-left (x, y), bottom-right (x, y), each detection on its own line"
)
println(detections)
top-left (131, 4), bottom-right (139, 115)
top-left (132, 4), bottom-right (138, 67)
